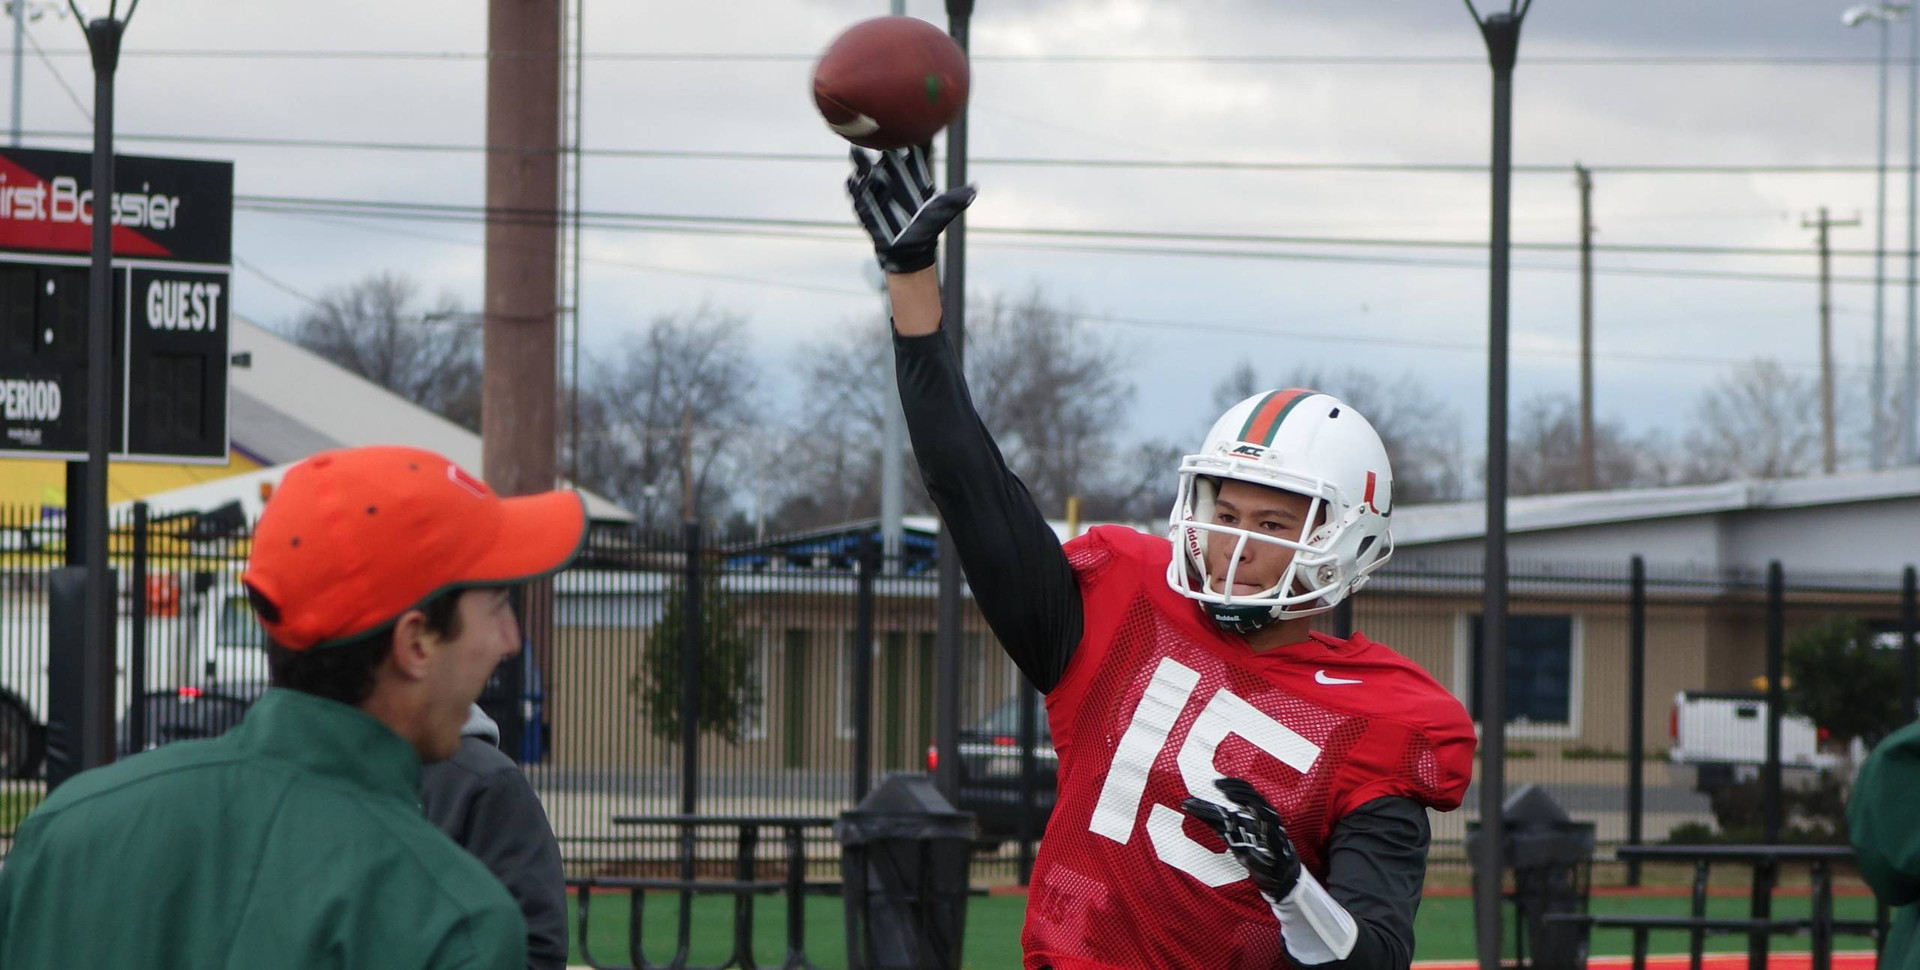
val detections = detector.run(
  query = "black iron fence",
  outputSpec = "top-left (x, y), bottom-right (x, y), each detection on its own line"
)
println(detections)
top-left (0, 504), bottom-right (1911, 891)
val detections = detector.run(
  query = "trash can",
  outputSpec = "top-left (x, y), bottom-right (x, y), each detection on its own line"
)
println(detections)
top-left (837, 773), bottom-right (976, 970)
top-left (1465, 784), bottom-right (1596, 970)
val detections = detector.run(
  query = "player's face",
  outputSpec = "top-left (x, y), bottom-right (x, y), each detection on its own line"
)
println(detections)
top-left (1203, 479), bottom-right (1318, 597)
top-left (421, 588), bottom-right (522, 761)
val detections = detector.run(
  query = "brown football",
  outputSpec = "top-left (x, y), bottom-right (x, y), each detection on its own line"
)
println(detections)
top-left (811, 16), bottom-right (969, 150)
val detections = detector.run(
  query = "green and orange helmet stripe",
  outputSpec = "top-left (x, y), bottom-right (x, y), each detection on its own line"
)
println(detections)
top-left (1235, 388), bottom-right (1318, 446)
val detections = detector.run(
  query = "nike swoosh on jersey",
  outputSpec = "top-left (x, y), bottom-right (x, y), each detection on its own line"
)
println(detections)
top-left (1314, 670), bottom-right (1363, 685)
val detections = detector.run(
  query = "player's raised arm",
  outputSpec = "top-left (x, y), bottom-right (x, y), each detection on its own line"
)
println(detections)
top-left (844, 146), bottom-right (1083, 693)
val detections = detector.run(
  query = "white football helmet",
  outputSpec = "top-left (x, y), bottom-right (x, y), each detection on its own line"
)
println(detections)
top-left (1165, 388), bottom-right (1395, 632)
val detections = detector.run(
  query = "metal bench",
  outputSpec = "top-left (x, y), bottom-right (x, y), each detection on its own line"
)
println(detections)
top-left (1542, 844), bottom-right (1886, 970)
top-left (568, 814), bottom-right (839, 970)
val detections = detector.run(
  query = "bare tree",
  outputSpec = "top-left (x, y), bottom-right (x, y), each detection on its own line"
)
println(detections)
top-left (769, 320), bottom-right (898, 530)
top-left (1081, 439), bottom-right (1185, 523)
top-left (1209, 365), bottom-right (1467, 503)
top-left (965, 291), bottom-right (1136, 519)
top-left (570, 307), bottom-right (759, 529)
top-left (1508, 394), bottom-right (1649, 495)
top-left (289, 272), bottom-right (480, 431)
top-left (769, 289), bottom-right (1144, 532)
top-left (1681, 359), bottom-right (1822, 482)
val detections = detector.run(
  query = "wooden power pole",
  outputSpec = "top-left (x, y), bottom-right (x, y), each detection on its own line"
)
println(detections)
top-left (485, 0), bottom-right (563, 690)
top-left (1806, 207), bottom-right (1860, 475)
top-left (483, 0), bottom-right (561, 499)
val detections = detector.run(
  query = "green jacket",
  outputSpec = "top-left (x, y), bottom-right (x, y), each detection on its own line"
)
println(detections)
top-left (0, 688), bottom-right (526, 970)
top-left (1851, 720), bottom-right (1920, 969)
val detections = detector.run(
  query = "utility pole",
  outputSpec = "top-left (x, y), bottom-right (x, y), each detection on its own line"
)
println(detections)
top-left (1806, 208), bottom-right (1861, 475)
top-left (1576, 163), bottom-right (1595, 491)
top-left (484, 0), bottom-right (561, 499)
top-left (10, 0), bottom-right (24, 146)
top-left (485, 0), bottom-right (562, 700)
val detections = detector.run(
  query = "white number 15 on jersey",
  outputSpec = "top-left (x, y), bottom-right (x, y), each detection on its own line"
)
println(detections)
top-left (1088, 656), bottom-right (1322, 887)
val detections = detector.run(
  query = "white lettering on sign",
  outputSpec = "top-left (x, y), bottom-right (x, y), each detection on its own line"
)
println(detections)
top-left (0, 379), bottom-right (62, 422)
top-left (145, 279), bottom-right (223, 331)
top-left (0, 173), bottom-right (181, 230)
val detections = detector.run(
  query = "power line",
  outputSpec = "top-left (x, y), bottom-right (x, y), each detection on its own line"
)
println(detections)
top-left (15, 129), bottom-right (1893, 176)
top-left (21, 25), bottom-right (88, 122)
top-left (983, 239), bottom-right (1873, 285)
top-left (253, 210), bottom-right (879, 301)
top-left (232, 194), bottom-right (1880, 286)
top-left (1079, 307), bottom-right (1846, 373)
top-left (230, 192), bottom-right (1888, 263)
top-left (233, 255), bottom-right (323, 308)
top-left (238, 211), bottom-right (1845, 375)
top-left (28, 47), bottom-right (1920, 67)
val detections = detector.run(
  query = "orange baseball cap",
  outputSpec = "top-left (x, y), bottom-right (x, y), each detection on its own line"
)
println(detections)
top-left (243, 446), bottom-right (588, 651)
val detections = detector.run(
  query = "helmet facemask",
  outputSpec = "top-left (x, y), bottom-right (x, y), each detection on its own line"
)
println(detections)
top-left (1163, 388), bottom-right (1397, 636)
top-left (1168, 472), bottom-right (1354, 632)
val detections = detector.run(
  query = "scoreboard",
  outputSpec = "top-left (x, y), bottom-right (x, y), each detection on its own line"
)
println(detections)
top-left (0, 147), bottom-right (233, 462)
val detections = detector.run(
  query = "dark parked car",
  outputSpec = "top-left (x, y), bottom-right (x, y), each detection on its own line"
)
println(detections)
top-left (119, 683), bottom-right (261, 756)
top-left (933, 694), bottom-right (1057, 849)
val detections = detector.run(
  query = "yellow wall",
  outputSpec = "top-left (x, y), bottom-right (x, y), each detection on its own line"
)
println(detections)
top-left (0, 453), bottom-right (263, 508)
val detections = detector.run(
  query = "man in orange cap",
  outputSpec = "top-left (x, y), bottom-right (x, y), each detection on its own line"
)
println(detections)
top-left (0, 445), bottom-right (587, 970)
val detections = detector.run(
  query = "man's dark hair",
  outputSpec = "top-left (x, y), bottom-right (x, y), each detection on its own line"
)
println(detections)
top-left (259, 588), bottom-right (466, 707)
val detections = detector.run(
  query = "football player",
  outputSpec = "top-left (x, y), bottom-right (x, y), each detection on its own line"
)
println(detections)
top-left (844, 145), bottom-right (1476, 970)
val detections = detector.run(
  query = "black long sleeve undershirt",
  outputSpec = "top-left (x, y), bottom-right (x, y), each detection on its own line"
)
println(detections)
top-left (894, 327), bottom-right (1082, 693)
top-left (894, 325), bottom-right (1429, 969)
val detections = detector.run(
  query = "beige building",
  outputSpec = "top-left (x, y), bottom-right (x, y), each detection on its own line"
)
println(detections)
top-left (533, 472), bottom-right (1920, 782)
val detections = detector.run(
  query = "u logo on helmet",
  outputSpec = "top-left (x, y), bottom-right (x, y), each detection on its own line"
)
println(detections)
top-left (1364, 471), bottom-right (1391, 516)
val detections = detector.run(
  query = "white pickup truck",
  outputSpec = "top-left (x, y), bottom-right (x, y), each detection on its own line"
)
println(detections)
top-left (1669, 690), bottom-right (1841, 788)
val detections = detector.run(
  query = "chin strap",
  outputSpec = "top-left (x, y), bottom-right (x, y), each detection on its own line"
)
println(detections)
top-left (1268, 867), bottom-right (1360, 965)
top-left (1204, 601), bottom-right (1282, 635)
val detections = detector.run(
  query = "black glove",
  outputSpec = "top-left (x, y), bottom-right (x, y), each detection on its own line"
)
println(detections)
top-left (845, 145), bottom-right (976, 274)
top-left (1181, 777), bottom-right (1303, 901)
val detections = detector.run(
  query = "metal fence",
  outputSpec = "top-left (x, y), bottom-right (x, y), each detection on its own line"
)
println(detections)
top-left (0, 504), bottom-right (1910, 890)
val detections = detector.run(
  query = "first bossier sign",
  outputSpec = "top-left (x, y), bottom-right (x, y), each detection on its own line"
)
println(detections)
top-left (0, 147), bottom-right (234, 462)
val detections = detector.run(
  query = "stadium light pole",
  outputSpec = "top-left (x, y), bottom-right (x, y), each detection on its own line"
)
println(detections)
top-left (1464, 3), bottom-right (1531, 970)
top-left (1907, 2), bottom-right (1920, 465)
top-left (876, 0), bottom-right (906, 577)
top-left (931, 0), bottom-right (974, 804)
top-left (69, 0), bottom-right (137, 771)
top-left (1846, 4), bottom-right (1908, 468)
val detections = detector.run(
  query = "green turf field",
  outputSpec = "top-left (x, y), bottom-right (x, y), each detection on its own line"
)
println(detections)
top-left (564, 890), bottom-right (1884, 968)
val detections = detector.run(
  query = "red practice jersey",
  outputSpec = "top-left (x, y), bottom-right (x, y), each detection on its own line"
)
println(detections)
top-left (1023, 525), bottom-right (1476, 970)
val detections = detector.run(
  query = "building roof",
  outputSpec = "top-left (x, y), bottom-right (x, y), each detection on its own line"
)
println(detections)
top-left (1390, 468), bottom-right (1920, 546)
top-left (216, 317), bottom-right (632, 523)
top-left (728, 469), bottom-right (1920, 579)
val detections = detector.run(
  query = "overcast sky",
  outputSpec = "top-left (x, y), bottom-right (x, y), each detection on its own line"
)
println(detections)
top-left (11, 0), bottom-right (1910, 480)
